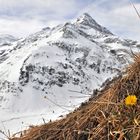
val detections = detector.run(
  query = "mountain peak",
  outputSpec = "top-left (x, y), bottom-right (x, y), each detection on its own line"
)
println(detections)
top-left (75, 13), bottom-right (113, 36)
top-left (81, 13), bottom-right (93, 20)
top-left (76, 13), bottom-right (97, 25)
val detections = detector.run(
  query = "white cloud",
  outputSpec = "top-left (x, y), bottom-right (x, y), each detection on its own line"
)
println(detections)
top-left (0, 0), bottom-right (140, 41)
top-left (77, 1), bottom-right (140, 41)
top-left (0, 0), bottom-right (79, 37)
top-left (0, 0), bottom-right (78, 18)
top-left (0, 17), bottom-right (46, 37)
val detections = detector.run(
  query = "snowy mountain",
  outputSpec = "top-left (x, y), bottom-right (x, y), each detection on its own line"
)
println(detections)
top-left (0, 13), bottom-right (140, 137)
top-left (0, 34), bottom-right (17, 46)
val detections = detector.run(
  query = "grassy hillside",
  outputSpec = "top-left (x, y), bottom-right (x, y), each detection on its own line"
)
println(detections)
top-left (10, 55), bottom-right (140, 140)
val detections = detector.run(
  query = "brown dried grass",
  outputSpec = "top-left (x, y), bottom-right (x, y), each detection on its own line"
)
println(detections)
top-left (10, 55), bottom-right (140, 140)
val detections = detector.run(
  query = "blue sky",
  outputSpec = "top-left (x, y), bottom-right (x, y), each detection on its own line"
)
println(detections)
top-left (0, 0), bottom-right (140, 41)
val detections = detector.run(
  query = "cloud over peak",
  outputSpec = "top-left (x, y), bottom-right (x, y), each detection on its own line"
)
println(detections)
top-left (0, 0), bottom-right (140, 41)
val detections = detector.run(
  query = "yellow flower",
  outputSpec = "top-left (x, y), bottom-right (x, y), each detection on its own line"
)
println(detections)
top-left (125, 95), bottom-right (137, 106)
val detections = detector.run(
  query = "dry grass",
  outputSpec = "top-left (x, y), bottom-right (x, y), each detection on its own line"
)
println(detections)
top-left (10, 55), bottom-right (140, 140)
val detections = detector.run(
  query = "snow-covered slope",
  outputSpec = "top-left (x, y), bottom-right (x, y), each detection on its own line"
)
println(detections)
top-left (0, 13), bottom-right (140, 138)
top-left (0, 34), bottom-right (17, 46)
